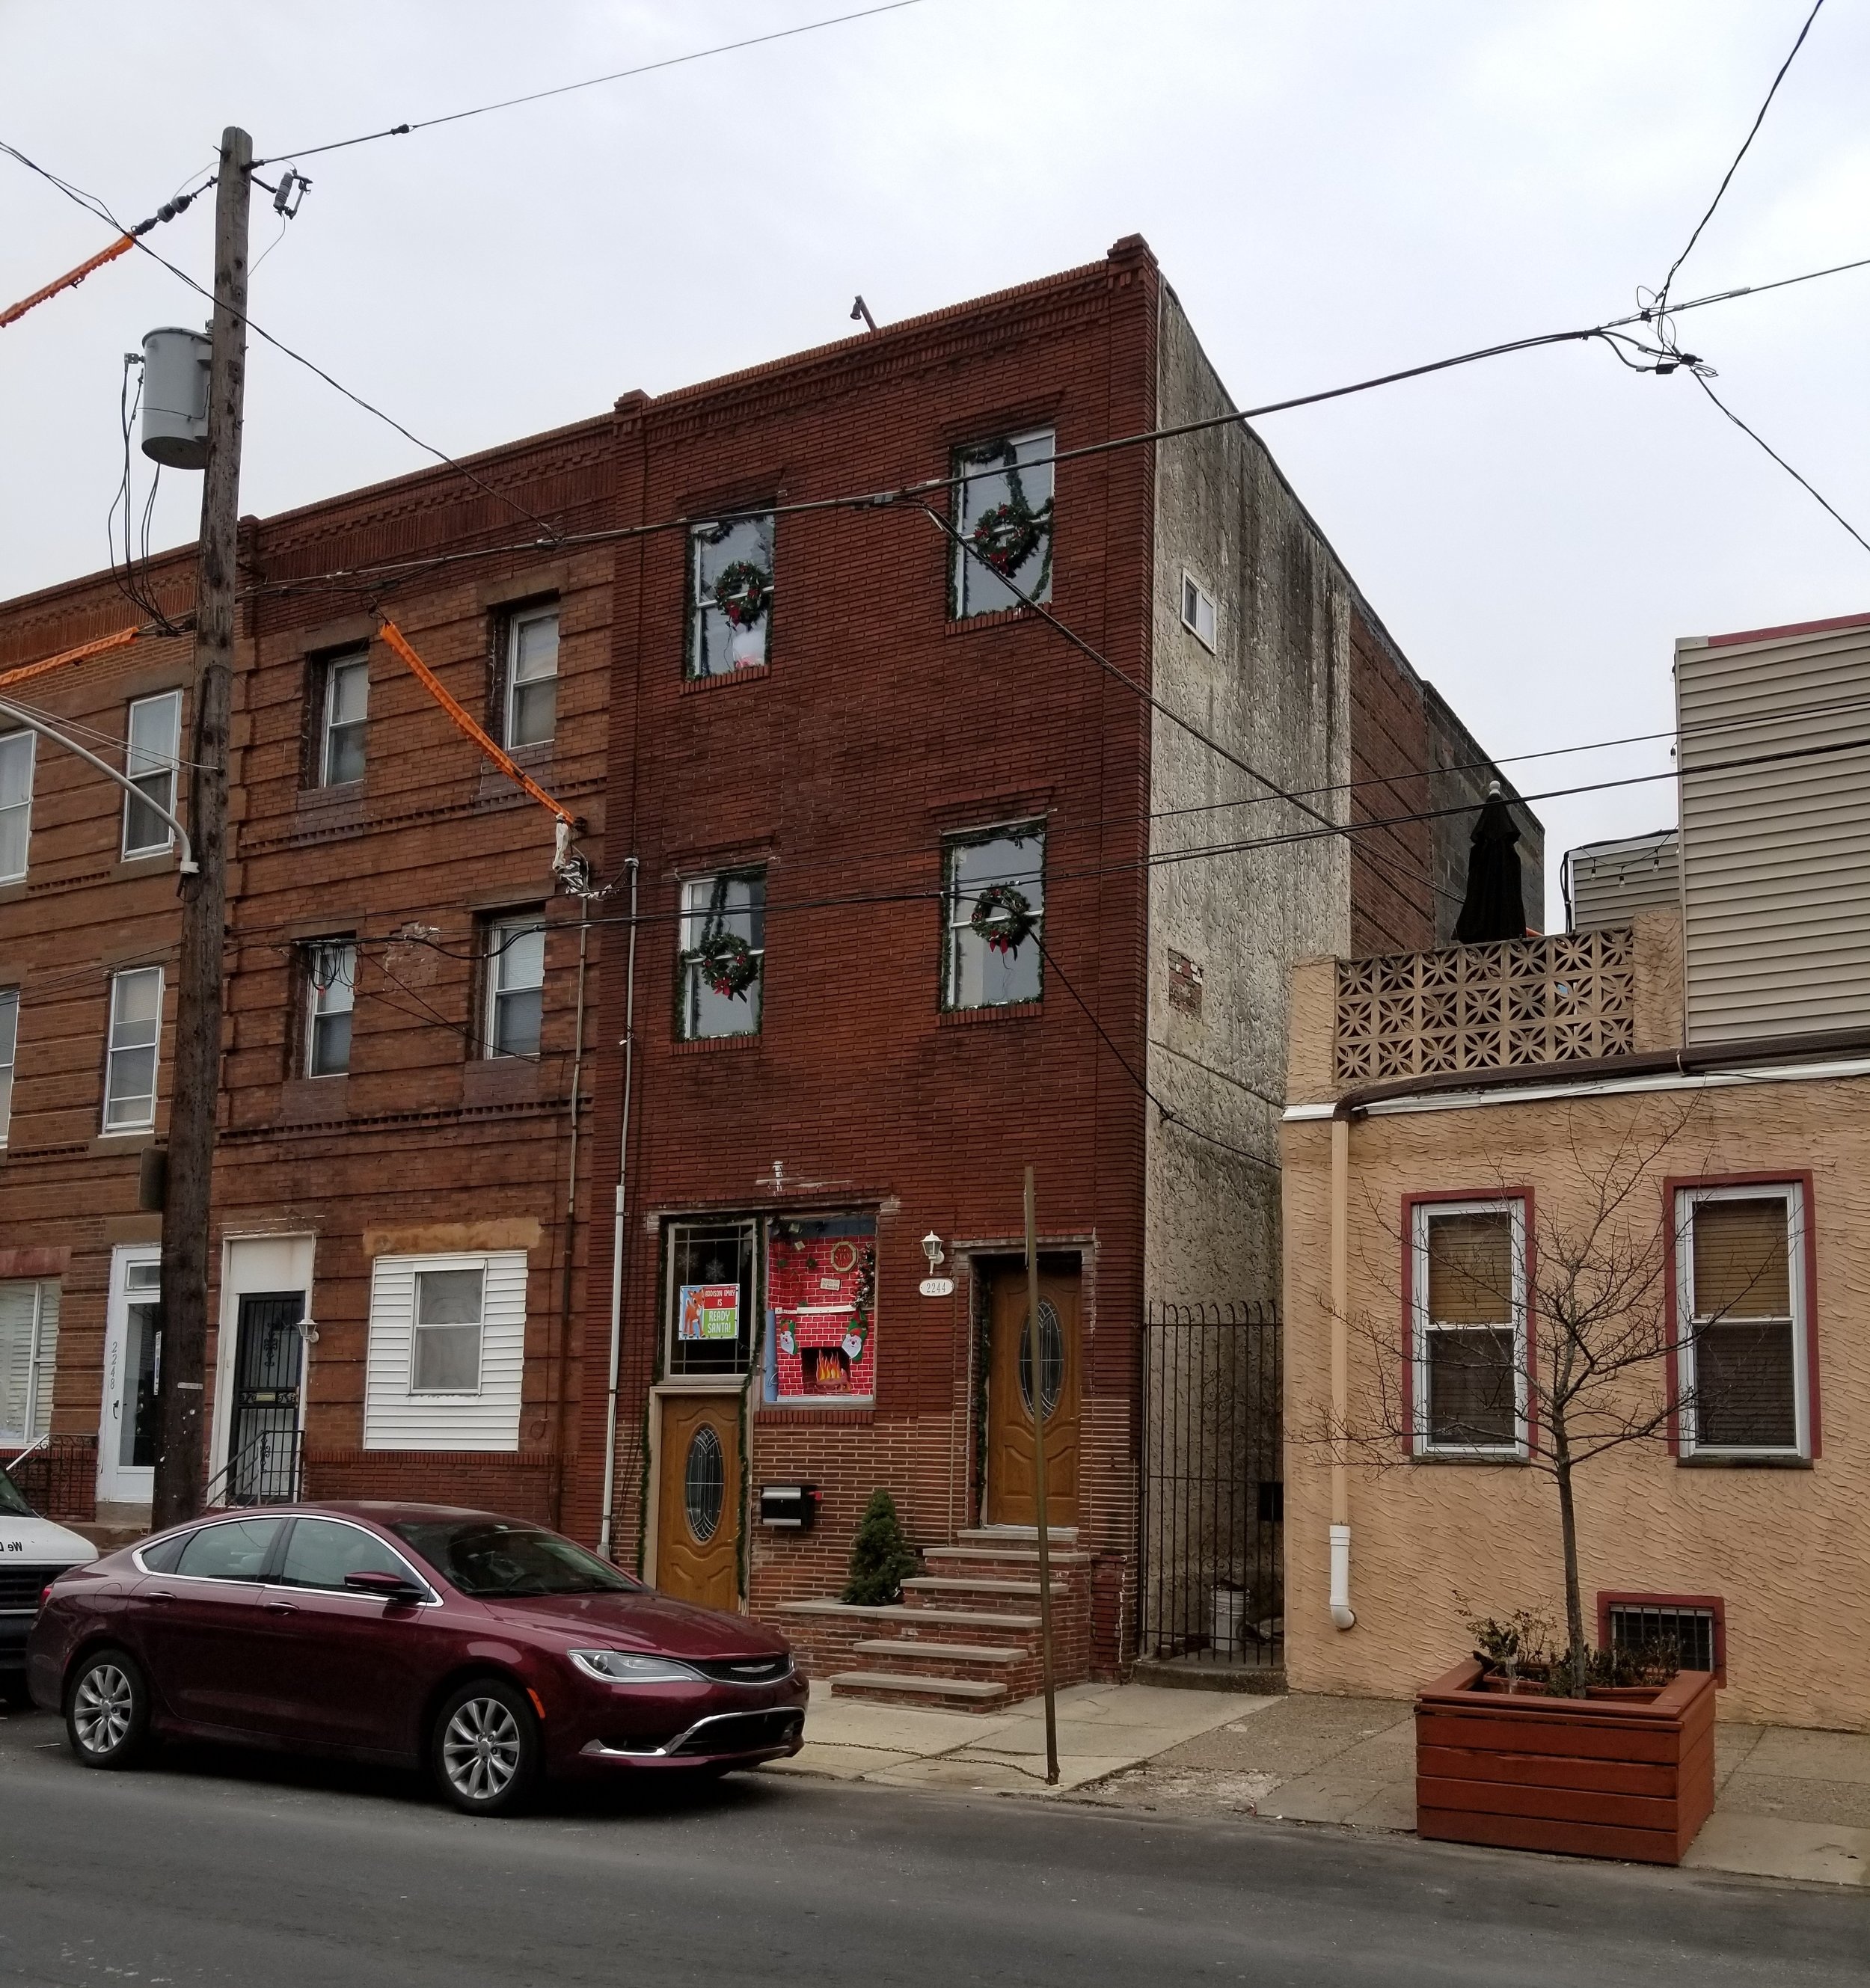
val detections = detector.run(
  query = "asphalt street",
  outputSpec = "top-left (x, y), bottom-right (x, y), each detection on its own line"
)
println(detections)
top-left (1, 1702), bottom-right (1863, 1987)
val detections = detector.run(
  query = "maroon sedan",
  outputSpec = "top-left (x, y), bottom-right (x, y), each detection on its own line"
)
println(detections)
top-left (26, 1501), bottom-right (805, 1815)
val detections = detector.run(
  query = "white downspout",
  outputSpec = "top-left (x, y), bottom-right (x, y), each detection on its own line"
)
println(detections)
top-left (1328, 1112), bottom-right (1355, 1630)
top-left (598, 855), bottom-right (640, 1558)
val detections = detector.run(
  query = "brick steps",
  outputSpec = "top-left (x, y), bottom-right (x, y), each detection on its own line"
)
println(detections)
top-left (827, 1670), bottom-right (1011, 1708)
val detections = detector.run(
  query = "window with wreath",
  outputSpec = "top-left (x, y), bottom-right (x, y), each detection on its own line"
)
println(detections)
top-left (951, 429), bottom-right (1054, 618)
top-left (944, 824), bottom-right (1044, 1009)
top-left (1676, 1184), bottom-right (1809, 1458)
top-left (1410, 1198), bottom-right (1527, 1457)
top-left (678, 871), bottom-right (764, 1039)
top-left (687, 513), bottom-right (774, 678)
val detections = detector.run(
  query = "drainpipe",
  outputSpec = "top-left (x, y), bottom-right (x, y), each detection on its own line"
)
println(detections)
top-left (1328, 1111), bottom-right (1355, 1630)
top-left (597, 855), bottom-right (640, 1558)
top-left (548, 896), bottom-right (591, 1524)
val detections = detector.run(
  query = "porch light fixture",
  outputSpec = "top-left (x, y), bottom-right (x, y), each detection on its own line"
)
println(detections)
top-left (922, 1232), bottom-right (945, 1271)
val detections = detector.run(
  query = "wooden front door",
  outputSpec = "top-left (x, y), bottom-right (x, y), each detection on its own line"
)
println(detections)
top-left (985, 1265), bottom-right (1082, 1527)
top-left (654, 1393), bottom-right (741, 1610)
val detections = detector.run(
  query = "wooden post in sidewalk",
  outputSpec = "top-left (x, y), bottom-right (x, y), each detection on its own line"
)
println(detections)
top-left (1025, 1163), bottom-right (1059, 1785)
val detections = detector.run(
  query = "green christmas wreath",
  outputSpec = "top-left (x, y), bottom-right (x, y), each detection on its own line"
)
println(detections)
top-left (970, 883), bottom-right (1034, 955)
top-left (698, 929), bottom-right (761, 998)
top-left (712, 559), bottom-right (771, 628)
top-left (969, 497), bottom-right (1046, 579)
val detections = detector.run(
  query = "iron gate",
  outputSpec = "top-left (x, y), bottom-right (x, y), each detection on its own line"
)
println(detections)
top-left (218, 1291), bottom-right (305, 1506)
top-left (1139, 1301), bottom-right (1282, 1672)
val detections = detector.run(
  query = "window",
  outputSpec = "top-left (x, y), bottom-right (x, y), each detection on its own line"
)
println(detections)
top-left (765, 1215), bottom-right (877, 1405)
top-left (411, 1266), bottom-right (485, 1393)
top-left (302, 939), bottom-right (356, 1078)
top-left (666, 1219), bottom-right (757, 1378)
top-left (944, 823), bottom-right (1044, 1009)
top-left (1410, 1198), bottom-right (1527, 1457)
top-left (0, 987), bottom-right (16, 1144)
top-left (1676, 1184), bottom-right (1809, 1458)
top-left (122, 690), bottom-right (180, 857)
top-left (483, 915), bottom-right (545, 1058)
top-left (503, 605), bottom-right (559, 747)
top-left (278, 1517), bottom-right (422, 1592)
top-left (174, 1517), bottom-right (284, 1582)
top-left (103, 966), bottom-right (163, 1131)
top-left (318, 649), bottom-right (369, 786)
top-left (687, 513), bottom-right (774, 678)
top-left (1180, 571), bottom-right (1217, 651)
top-left (0, 1279), bottom-right (59, 1447)
top-left (1601, 1595), bottom-right (1723, 1678)
top-left (678, 871), bottom-right (764, 1039)
top-left (0, 730), bottom-right (34, 881)
top-left (951, 429), bottom-right (1055, 618)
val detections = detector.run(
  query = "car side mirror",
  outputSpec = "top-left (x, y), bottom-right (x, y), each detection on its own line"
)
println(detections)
top-left (344, 1568), bottom-right (425, 1601)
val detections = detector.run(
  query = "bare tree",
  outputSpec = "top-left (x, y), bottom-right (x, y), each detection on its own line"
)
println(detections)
top-left (1328, 1098), bottom-right (1791, 1696)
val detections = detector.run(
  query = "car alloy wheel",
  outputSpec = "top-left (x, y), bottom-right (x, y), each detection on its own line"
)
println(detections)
top-left (433, 1680), bottom-right (538, 1816)
top-left (66, 1649), bottom-right (148, 1769)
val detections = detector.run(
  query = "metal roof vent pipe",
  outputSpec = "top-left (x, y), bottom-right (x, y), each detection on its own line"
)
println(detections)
top-left (141, 325), bottom-right (212, 468)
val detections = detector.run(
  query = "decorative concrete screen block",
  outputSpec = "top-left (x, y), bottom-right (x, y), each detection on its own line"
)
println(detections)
top-left (364, 1251), bottom-right (528, 1451)
top-left (1335, 929), bottom-right (1635, 1084)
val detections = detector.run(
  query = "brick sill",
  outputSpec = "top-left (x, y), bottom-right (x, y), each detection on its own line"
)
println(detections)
top-left (938, 1001), bottom-right (1042, 1027)
top-left (755, 1404), bottom-right (876, 1426)
top-left (673, 1032), bottom-right (761, 1055)
top-left (681, 663), bottom-right (770, 696)
top-left (945, 605), bottom-right (1041, 636)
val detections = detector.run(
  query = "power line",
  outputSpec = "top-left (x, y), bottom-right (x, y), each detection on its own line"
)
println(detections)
top-left (250, 1), bottom-right (931, 166)
top-left (1691, 369), bottom-right (1870, 558)
top-left (1652, 0), bottom-right (1829, 320)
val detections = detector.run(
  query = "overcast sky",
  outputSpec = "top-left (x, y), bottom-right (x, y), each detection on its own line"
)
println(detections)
top-left (4, 0), bottom-right (1867, 927)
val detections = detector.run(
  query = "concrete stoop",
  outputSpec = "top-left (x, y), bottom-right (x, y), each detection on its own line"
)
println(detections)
top-left (777, 1527), bottom-right (1094, 1710)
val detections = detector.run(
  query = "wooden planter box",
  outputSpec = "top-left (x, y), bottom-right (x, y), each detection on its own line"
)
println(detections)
top-left (1415, 1659), bottom-right (1717, 1865)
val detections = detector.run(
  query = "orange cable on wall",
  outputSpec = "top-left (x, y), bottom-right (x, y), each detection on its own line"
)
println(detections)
top-left (376, 618), bottom-right (575, 826)
top-left (0, 233), bottom-right (136, 331)
top-left (0, 625), bottom-right (141, 689)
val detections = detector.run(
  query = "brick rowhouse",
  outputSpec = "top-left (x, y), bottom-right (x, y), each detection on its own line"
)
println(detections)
top-left (0, 238), bottom-right (1536, 1684)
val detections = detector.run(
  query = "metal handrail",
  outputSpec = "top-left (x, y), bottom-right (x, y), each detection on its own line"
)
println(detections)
top-left (201, 1424), bottom-right (301, 1510)
top-left (1, 1432), bottom-right (51, 1478)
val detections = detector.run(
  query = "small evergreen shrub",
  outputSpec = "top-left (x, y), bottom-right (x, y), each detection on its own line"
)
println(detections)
top-left (842, 1489), bottom-right (918, 1605)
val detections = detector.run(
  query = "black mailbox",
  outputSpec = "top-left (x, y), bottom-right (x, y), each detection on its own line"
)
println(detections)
top-left (758, 1484), bottom-right (821, 1531)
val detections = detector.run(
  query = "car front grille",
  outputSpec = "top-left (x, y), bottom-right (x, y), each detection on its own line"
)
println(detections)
top-left (669, 1708), bottom-right (803, 1757)
top-left (686, 1653), bottom-right (794, 1685)
top-left (0, 1564), bottom-right (71, 1613)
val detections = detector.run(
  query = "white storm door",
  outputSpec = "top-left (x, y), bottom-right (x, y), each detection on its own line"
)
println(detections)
top-left (98, 1247), bottom-right (162, 1505)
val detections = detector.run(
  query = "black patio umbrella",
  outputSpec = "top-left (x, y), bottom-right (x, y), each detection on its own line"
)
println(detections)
top-left (1453, 783), bottom-right (1527, 943)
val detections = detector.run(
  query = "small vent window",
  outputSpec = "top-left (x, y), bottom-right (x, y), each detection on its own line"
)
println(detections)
top-left (1606, 1601), bottom-right (1719, 1675)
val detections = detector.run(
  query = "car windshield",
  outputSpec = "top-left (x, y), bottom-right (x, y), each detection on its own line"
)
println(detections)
top-left (0, 1469), bottom-right (33, 1518)
top-left (391, 1520), bottom-right (640, 1598)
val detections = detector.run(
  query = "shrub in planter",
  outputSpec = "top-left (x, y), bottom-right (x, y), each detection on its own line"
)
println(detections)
top-left (842, 1489), bottom-right (918, 1606)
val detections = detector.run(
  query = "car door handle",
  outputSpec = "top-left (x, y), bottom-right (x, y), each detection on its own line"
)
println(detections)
top-left (147, 1591), bottom-right (177, 1604)
top-left (264, 1601), bottom-right (297, 1616)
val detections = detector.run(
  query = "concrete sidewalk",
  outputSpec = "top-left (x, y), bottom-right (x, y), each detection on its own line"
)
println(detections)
top-left (770, 1683), bottom-right (1870, 1887)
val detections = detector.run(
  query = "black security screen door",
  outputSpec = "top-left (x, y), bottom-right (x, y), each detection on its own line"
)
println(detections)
top-left (225, 1292), bottom-right (305, 1505)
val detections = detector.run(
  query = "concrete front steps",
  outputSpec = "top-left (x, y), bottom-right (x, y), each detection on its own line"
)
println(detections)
top-left (776, 1527), bottom-right (1094, 1711)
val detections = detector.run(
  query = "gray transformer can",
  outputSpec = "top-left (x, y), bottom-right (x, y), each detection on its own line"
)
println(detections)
top-left (141, 326), bottom-right (212, 469)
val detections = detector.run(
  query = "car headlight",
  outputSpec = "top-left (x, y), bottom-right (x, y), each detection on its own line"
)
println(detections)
top-left (568, 1648), bottom-right (704, 1684)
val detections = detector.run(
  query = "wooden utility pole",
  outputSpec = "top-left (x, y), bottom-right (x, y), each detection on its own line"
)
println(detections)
top-left (1025, 1165), bottom-right (1059, 1785)
top-left (153, 127), bottom-right (250, 1529)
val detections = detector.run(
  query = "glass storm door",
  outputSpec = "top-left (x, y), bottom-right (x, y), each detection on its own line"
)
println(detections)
top-left (99, 1249), bottom-right (162, 1506)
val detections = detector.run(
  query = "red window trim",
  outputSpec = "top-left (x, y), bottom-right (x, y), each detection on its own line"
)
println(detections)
top-left (1596, 1589), bottom-right (1726, 1685)
top-left (1399, 1187), bottom-right (1538, 1460)
top-left (1662, 1171), bottom-right (1820, 1461)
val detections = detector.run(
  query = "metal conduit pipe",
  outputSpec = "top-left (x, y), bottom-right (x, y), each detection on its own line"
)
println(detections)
top-left (1328, 1114), bottom-right (1355, 1631)
top-left (598, 854), bottom-right (640, 1559)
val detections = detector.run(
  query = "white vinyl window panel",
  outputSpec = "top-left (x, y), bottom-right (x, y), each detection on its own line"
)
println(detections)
top-left (103, 966), bottom-right (163, 1131)
top-left (122, 691), bottom-right (181, 857)
top-left (505, 607), bottom-right (560, 747)
top-left (364, 1251), bottom-right (527, 1450)
top-left (320, 652), bottom-right (370, 787)
top-left (485, 917), bottom-right (545, 1058)
top-left (0, 1279), bottom-right (60, 1447)
top-left (0, 731), bottom-right (34, 881)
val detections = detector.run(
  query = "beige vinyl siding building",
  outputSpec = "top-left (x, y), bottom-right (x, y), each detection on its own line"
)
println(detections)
top-left (1676, 613), bottom-right (1870, 1046)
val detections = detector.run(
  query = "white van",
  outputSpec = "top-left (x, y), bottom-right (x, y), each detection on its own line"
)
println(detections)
top-left (1, 1464), bottom-right (96, 1702)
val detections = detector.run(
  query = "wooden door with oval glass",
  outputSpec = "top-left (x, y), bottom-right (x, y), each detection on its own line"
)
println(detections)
top-left (984, 1264), bottom-right (1081, 1527)
top-left (654, 1393), bottom-right (742, 1610)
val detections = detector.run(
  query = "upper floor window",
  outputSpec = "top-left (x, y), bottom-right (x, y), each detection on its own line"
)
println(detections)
top-left (303, 939), bottom-right (357, 1078)
top-left (687, 514), bottom-right (774, 678)
top-left (1409, 1198), bottom-right (1527, 1458)
top-left (678, 871), bottom-right (764, 1039)
top-left (1676, 1183), bottom-right (1809, 1459)
top-left (944, 824), bottom-right (1044, 1009)
top-left (122, 691), bottom-right (181, 858)
top-left (318, 649), bottom-right (370, 787)
top-left (503, 605), bottom-right (560, 748)
top-left (1180, 571), bottom-right (1217, 651)
top-left (104, 965), bottom-right (163, 1132)
top-left (483, 915), bottom-right (545, 1058)
top-left (0, 987), bottom-right (17, 1145)
top-left (0, 731), bottom-right (34, 882)
top-left (952, 429), bottom-right (1055, 619)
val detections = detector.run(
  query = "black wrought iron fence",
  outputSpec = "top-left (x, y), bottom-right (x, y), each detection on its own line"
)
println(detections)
top-left (1, 1434), bottom-right (97, 1524)
top-left (203, 1423), bottom-right (302, 1509)
top-left (1140, 1302), bottom-right (1282, 1672)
